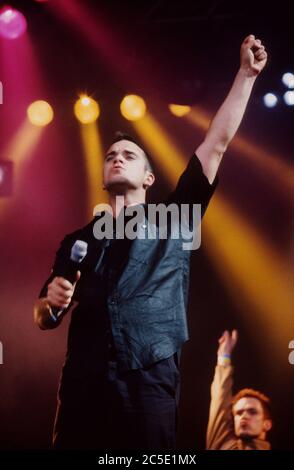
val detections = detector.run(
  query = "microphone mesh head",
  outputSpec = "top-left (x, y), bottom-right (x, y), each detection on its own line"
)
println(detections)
top-left (71, 240), bottom-right (88, 263)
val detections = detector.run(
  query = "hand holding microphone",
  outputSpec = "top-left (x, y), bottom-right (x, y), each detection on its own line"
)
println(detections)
top-left (46, 240), bottom-right (88, 322)
top-left (47, 271), bottom-right (81, 312)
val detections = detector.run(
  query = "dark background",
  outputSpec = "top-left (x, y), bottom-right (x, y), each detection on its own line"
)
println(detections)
top-left (0, 0), bottom-right (293, 450)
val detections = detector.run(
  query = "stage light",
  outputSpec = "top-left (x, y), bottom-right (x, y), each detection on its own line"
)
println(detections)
top-left (81, 96), bottom-right (90, 106)
top-left (186, 105), bottom-right (294, 192)
top-left (283, 90), bottom-right (294, 106)
top-left (263, 93), bottom-right (278, 108)
top-left (133, 114), bottom-right (186, 184)
top-left (74, 95), bottom-right (100, 124)
top-left (27, 100), bottom-right (54, 126)
top-left (79, 123), bottom-right (108, 218)
top-left (0, 6), bottom-right (27, 39)
top-left (0, 161), bottom-right (13, 197)
top-left (120, 95), bottom-right (146, 121)
top-left (169, 104), bottom-right (191, 117)
top-left (282, 72), bottom-right (294, 89)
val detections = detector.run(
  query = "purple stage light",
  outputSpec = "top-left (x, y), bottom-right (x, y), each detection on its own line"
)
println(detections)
top-left (0, 6), bottom-right (27, 40)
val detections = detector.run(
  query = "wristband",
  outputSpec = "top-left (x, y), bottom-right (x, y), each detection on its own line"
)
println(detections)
top-left (218, 354), bottom-right (231, 366)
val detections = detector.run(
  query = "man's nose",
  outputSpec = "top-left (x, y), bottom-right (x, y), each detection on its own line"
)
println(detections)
top-left (113, 154), bottom-right (124, 164)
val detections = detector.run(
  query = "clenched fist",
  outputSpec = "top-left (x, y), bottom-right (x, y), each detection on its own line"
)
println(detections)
top-left (240, 34), bottom-right (267, 77)
top-left (47, 271), bottom-right (81, 310)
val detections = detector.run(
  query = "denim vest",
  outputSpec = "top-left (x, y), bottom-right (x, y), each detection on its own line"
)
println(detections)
top-left (39, 155), bottom-right (218, 373)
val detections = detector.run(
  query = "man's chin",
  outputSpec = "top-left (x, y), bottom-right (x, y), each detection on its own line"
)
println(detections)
top-left (105, 179), bottom-right (135, 192)
top-left (237, 431), bottom-right (258, 440)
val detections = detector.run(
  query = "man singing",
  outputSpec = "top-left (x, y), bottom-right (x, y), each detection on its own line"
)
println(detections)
top-left (34, 35), bottom-right (267, 450)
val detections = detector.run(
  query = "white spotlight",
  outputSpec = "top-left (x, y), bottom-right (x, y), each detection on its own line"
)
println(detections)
top-left (282, 72), bottom-right (294, 89)
top-left (283, 90), bottom-right (294, 106)
top-left (263, 93), bottom-right (278, 108)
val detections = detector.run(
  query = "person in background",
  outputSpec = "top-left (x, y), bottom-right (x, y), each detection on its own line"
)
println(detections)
top-left (206, 330), bottom-right (272, 450)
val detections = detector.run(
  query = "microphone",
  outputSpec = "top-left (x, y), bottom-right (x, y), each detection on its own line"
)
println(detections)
top-left (50, 240), bottom-right (88, 321)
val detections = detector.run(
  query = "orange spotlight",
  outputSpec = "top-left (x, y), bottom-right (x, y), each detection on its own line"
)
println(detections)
top-left (120, 95), bottom-right (146, 121)
top-left (27, 100), bottom-right (54, 127)
top-left (74, 95), bottom-right (100, 124)
top-left (169, 104), bottom-right (191, 117)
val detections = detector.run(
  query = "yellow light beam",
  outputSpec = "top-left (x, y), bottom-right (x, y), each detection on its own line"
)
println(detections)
top-left (79, 122), bottom-right (108, 219)
top-left (203, 195), bottom-right (294, 367)
top-left (133, 111), bottom-right (293, 368)
top-left (186, 106), bottom-right (294, 192)
top-left (133, 112), bottom-right (186, 184)
top-left (169, 103), bottom-right (191, 117)
top-left (1, 118), bottom-right (44, 167)
top-left (0, 118), bottom-right (44, 214)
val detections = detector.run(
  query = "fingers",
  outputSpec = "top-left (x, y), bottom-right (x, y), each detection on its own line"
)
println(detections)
top-left (232, 329), bottom-right (238, 345)
top-left (244, 34), bottom-right (255, 43)
top-left (47, 285), bottom-right (72, 309)
top-left (243, 34), bottom-right (256, 48)
top-left (253, 41), bottom-right (266, 58)
top-left (54, 277), bottom-right (75, 290)
top-left (218, 330), bottom-right (238, 344)
top-left (241, 34), bottom-right (267, 75)
top-left (254, 44), bottom-right (264, 54)
top-left (218, 330), bottom-right (228, 343)
top-left (73, 271), bottom-right (81, 286)
top-left (47, 275), bottom-right (80, 309)
top-left (256, 50), bottom-right (267, 62)
top-left (48, 296), bottom-right (70, 309)
top-left (48, 284), bottom-right (73, 300)
top-left (243, 35), bottom-right (266, 54)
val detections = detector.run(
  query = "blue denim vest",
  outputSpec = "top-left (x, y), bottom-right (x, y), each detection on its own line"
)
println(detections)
top-left (39, 155), bottom-right (218, 373)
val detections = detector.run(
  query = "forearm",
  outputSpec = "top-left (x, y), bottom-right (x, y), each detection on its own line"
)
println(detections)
top-left (196, 69), bottom-right (258, 183)
top-left (206, 68), bottom-right (257, 152)
top-left (196, 35), bottom-right (267, 183)
top-left (206, 361), bottom-right (234, 449)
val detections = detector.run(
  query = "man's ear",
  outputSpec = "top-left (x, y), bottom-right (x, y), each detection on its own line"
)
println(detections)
top-left (263, 419), bottom-right (272, 432)
top-left (143, 172), bottom-right (155, 190)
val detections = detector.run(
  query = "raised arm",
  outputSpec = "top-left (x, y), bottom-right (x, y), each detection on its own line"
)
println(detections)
top-left (206, 330), bottom-right (238, 449)
top-left (196, 35), bottom-right (268, 183)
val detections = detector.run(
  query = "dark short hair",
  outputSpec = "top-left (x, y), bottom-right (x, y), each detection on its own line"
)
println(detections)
top-left (111, 131), bottom-right (154, 174)
top-left (231, 388), bottom-right (272, 420)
